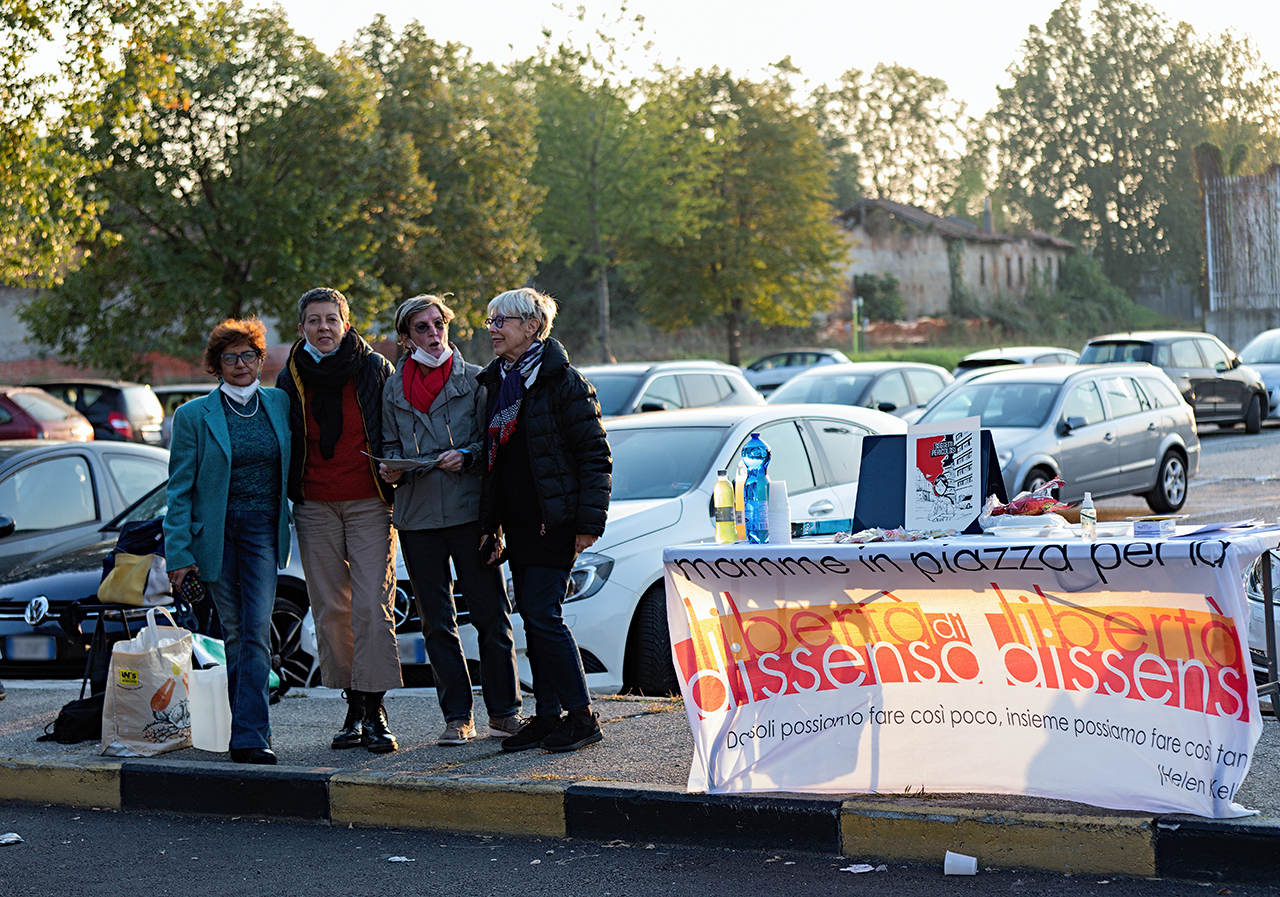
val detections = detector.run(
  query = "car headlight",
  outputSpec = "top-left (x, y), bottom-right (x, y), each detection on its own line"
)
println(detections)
top-left (997, 449), bottom-right (1013, 470)
top-left (566, 553), bottom-right (613, 602)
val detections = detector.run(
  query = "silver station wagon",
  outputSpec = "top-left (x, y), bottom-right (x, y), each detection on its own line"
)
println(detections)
top-left (915, 364), bottom-right (1200, 512)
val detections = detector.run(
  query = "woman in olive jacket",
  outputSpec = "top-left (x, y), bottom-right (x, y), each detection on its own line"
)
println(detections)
top-left (477, 287), bottom-right (611, 754)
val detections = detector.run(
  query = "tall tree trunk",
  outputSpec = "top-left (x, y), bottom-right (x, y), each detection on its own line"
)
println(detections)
top-left (596, 263), bottom-right (613, 363)
top-left (725, 299), bottom-right (743, 366)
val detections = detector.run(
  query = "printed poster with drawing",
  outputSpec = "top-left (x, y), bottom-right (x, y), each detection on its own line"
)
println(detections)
top-left (904, 416), bottom-right (979, 531)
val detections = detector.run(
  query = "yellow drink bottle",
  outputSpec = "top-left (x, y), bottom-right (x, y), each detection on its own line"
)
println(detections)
top-left (733, 460), bottom-right (747, 541)
top-left (713, 469), bottom-right (736, 543)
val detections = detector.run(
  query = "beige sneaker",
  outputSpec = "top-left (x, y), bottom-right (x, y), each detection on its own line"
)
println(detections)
top-left (488, 715), bottom-right (523, 738)
top-left (437, 720), bottom-right (477, 746)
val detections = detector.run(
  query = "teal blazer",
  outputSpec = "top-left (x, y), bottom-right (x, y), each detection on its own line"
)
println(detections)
top-left (163, 386), bottom-right (293, 577)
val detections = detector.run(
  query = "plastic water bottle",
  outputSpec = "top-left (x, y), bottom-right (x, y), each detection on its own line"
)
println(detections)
top-left (713, 469), bottom-right (736, 544)
top-left (1080, 491), bottom-right (1097, 540)
top-left (742, 433), bottom-right (771, 544)
top-left (733, 460), bottom-right (748, 541)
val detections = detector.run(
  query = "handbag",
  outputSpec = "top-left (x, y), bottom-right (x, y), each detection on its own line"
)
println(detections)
top-left (98, 552), bottom-right (172, 607)
top-left (101, 606), bottom-right (193, 757)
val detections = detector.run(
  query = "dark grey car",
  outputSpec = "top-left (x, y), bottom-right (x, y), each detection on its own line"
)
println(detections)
top-left (34, 379), bottom-right (166, 445)
top-left (1079, 331), bottom-right (1268, 432)
top-left (0, 441), bottom-right (170, 576)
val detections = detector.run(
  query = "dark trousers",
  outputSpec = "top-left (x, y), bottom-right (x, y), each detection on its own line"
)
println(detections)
top-left (510, 564), bottom-right (590, 717)
top-left (399, 522), bottom-right (520, 722)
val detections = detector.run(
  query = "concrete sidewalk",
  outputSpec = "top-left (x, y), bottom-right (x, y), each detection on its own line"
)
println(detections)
top-left (1, 681), bottom-right (1278, 884)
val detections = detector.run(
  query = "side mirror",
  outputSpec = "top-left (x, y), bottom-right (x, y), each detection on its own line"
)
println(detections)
top-left (877, 402), bottom-right (897, 413)
top-left (0, 515), bottom-right (13, 539)
top-left (1214, 360), bottom-right (1228, 373)
top-left (639, 401), bottom-right (668, 413)
top-left (1060, 415), bottom-right (1087, 434)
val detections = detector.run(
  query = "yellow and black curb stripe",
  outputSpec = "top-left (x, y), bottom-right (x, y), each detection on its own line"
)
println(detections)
top-left (2, 758), bottom-right (1277, 883)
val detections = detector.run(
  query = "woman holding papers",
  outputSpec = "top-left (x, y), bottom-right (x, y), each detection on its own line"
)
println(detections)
top-left (276, 287), bottom-right (401, 753)
top-left (380, 295), bottom-right (521, 746)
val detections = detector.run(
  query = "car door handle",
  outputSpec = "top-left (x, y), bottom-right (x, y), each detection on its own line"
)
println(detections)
top-left (1147, 422), bottom-right (1156, 431)
top-left (807, 500), bottom-right (836, 515)
top-left (1103, 433), bottom-right (1115, 443)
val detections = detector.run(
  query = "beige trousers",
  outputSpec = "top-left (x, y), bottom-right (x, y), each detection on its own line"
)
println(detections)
top-left (293, 496), bottom-right (402, 693)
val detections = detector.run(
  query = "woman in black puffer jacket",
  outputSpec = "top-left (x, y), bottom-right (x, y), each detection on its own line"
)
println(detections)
top-left (477, 287), bottom-right (611, 754)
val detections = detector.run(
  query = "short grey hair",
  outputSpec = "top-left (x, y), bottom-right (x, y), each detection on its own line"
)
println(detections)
top-left (394, 294), bottom-right (454, 336)
top-left (298, 287), bottom-right (350, 324)
top-left (488, 288), bottom-right (556, 340)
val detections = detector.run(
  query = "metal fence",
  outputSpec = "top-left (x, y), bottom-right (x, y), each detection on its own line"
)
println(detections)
top-left (1204, 169), bottom-right (1280, 313)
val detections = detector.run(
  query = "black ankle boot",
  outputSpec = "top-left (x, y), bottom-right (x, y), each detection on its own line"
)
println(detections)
top-left (331, 690), bottom-right (364, 749)
top-left (361, 691), bottom-right (398, 754)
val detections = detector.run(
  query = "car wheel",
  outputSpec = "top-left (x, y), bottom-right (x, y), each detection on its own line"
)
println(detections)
top-left (1145, 451), bottom-right (1187, 513)
top-left (271, 594), bottom-right (313, 687)
top-left (622, 582), bottom-right (679, 697)
top-left (1021, 466), bottom-right (1055, 495)
top-left (1245, 394), bottom-right (1262, 434)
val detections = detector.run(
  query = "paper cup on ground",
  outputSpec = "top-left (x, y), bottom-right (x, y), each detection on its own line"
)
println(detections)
top-left (766, 479), bottom-right (790, 543)
top-left (943, 851), bottom-right (977, 875)
top-left (189, 666), bottom-right (232, 753)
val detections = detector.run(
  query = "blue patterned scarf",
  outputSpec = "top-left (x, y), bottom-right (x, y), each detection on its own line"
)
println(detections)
top-left (487, 341), bottom-right (544, 470)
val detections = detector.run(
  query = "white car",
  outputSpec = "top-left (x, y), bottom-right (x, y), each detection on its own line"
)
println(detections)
top-left (1238, 328), bottom-right (1280, 421)
top-left (742, 349), bottom-right (850, 396)
top-left (306, 404), bottom-right (908, 695)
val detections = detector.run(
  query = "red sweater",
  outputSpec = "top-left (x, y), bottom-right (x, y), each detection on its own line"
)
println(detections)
top-left (302, 380), bottom-right (380, 502)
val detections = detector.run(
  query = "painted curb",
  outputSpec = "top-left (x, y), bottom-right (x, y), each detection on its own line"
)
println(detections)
top-left (0, 758), bottom-right (121, 809)
top-left (330, 774), bottom-right (567, 838)
top-left (119, 759), bottom-right (331, 819)
top-left (840, 800), bottom-right (1155, 877)
top-left (565, 783), bottom-right (843, 853)
top-left (1156, 816), bottom-right (1280, 883)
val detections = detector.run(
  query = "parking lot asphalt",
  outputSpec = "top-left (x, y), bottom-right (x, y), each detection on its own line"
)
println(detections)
top-left (1, 681), bottom-right (1278, 884)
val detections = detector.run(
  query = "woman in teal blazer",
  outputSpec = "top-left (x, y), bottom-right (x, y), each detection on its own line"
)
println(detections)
top-left (164, 318), bottom-right (292, 765)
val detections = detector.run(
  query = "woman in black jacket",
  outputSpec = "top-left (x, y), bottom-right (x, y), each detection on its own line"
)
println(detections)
top-left (477, 287), bottom-right (611, 753)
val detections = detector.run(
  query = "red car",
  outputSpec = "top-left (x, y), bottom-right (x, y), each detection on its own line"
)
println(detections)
top-left (0, 387), bottom-right (94, 442)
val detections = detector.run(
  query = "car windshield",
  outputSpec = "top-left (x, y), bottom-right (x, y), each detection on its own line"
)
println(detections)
top-left (1079, 342), bottom-right (1154, 364)
top-left (609, 426), bottom-right (726, 500)
top-left (107, 482), bottom-right (168, 530)
top-left (769, 373), bottom-right (872, 405)
top-left (585, 373), bottom-right (641, 416)
top-left (1241, 333), bottom-right (1280, 365)
top-left (919, 382), bottom-right (1062, 429)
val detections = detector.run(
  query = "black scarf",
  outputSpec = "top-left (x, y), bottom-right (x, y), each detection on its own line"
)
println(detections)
top-left (292, 328), bottom-right (364, 460)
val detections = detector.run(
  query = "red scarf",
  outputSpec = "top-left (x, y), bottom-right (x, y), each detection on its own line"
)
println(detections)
top-left (404, 355), bottom-right (453, 413)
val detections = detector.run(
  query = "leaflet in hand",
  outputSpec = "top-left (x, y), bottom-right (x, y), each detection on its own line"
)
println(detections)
top-left (365, 453), bottom-right (437, 471)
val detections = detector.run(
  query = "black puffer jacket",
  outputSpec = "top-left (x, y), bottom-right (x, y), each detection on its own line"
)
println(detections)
top-left (276, 334), bottom-right (395, 505)
top-left (477, 338), bottom-right (611, 537)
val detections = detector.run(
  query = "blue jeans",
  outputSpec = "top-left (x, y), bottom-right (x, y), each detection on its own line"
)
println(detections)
top-left (207, 510), bottom-right (278, 751)
top-left (399, 523), bottom-right (520, 723)
top-left (510, 565), bottom-right (590, 717)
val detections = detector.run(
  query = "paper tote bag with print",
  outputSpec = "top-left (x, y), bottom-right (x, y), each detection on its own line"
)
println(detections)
top-left (101, 607), bottom-right (193, 757)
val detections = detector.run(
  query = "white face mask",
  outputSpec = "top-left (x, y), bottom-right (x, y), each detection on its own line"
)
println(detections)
top-left (302, 339), bottom-right (340, 362)
top-left (220, 379), bottom-right (261, 405)
top-left (411, 345), bottom-right (452, 368)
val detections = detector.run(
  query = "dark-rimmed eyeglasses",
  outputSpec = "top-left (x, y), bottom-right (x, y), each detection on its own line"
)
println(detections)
top-left (412, 319), bottom-right (447, 334)
top-left (220, 351), bottom-right (261, 367)
top-left (484, 314), bottom-right (526, 329)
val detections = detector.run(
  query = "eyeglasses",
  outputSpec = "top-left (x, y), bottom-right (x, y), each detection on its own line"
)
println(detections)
top-left (484, 314), bottom-right (526, 329)
top-left (412, 319), bottom-right (447, 334)
top-left (220, 351), bottom-right (261, 367)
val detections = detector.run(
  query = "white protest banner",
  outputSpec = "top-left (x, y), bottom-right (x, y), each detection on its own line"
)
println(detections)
top-left (663, 532), bottom-right (1269, 818)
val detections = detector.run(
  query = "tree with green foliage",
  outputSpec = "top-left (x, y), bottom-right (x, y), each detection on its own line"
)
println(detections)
top-left (812, 63), bottom-right (968, 212)
top-left (21, 1), bottom-right (424, 378)
top-left (991, 0), bottom-right (1280, 293)
top-left (631, 69), bottom-right (846, 366)
top-left (0, 0), bottom-right (159, 285)
top-left (853, 273), bottom-right (903, 323)
top-left (521, 11), bottom-right (715, 363)
top-left (352, 17), bottom-right (542, 330)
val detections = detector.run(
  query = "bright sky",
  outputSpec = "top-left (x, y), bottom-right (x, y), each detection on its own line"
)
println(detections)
top-left (270, 0), bottom-right (1280, 114)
